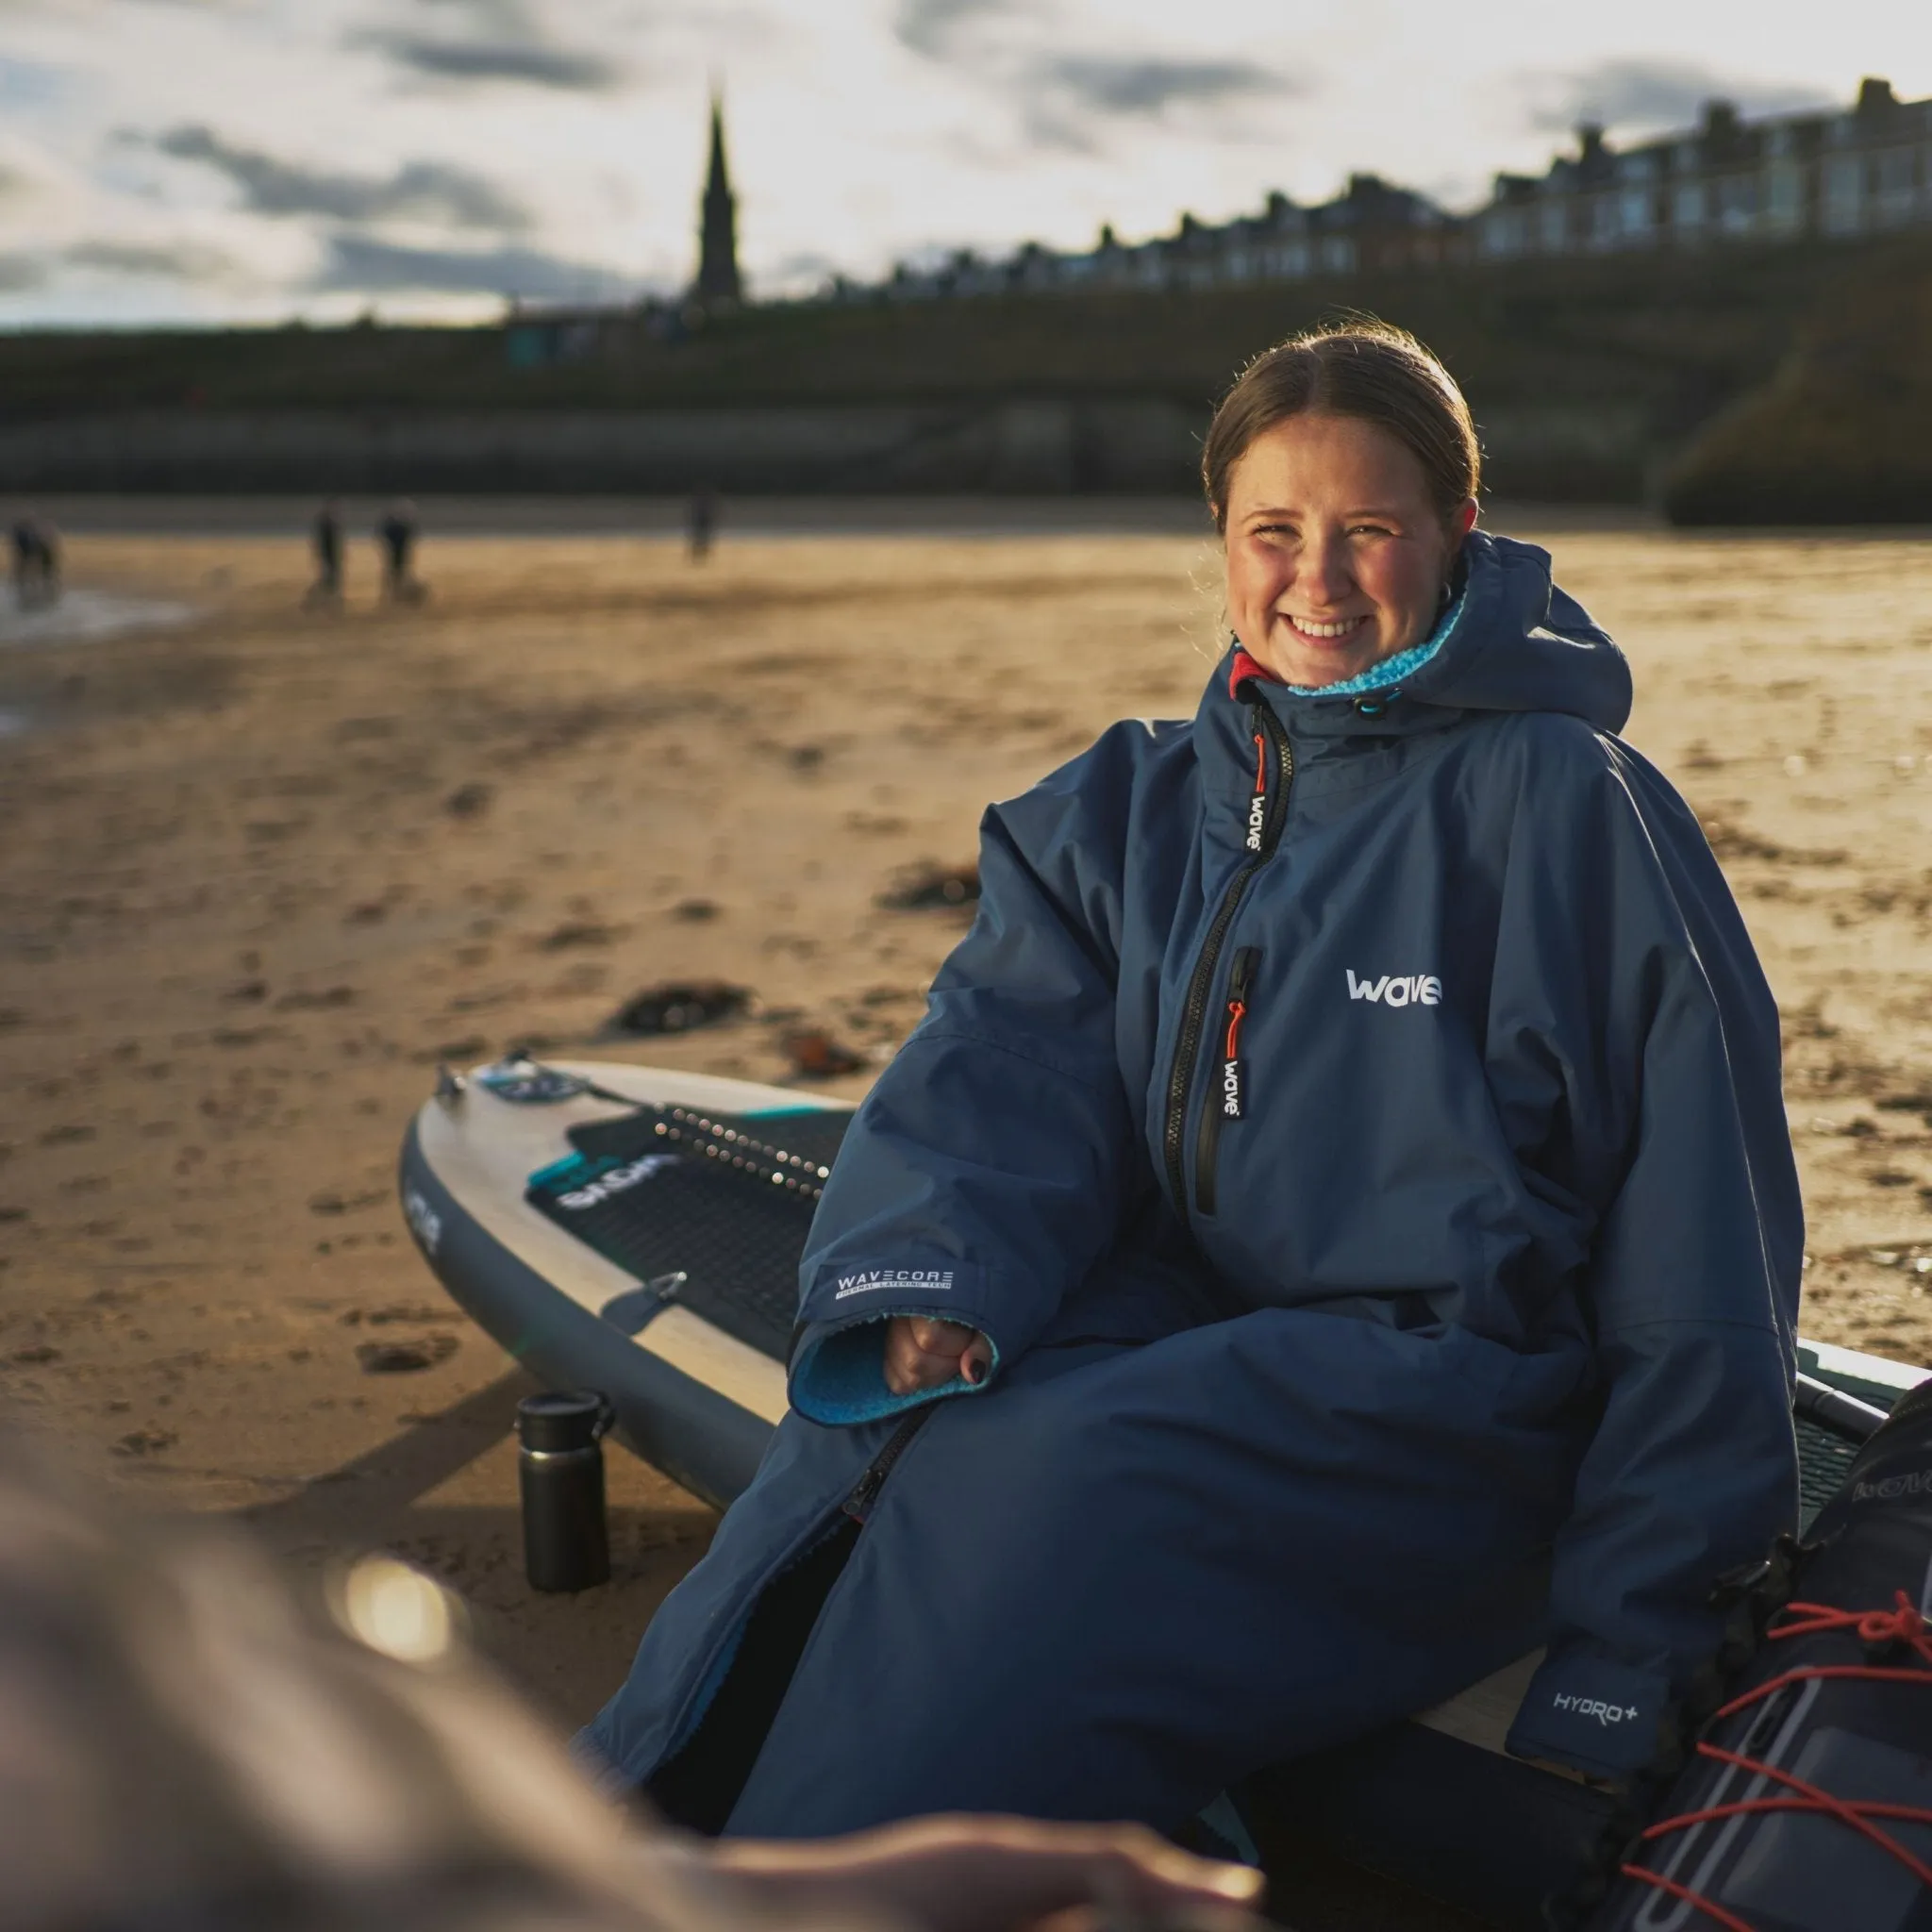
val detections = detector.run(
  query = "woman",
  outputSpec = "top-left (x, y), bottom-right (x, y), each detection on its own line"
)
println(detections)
top-left (584, 324), bottom-right (1802, 1841)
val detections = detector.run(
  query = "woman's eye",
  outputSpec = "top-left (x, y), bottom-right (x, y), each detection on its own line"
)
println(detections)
top-left (1348, 524), bottom-right (1392, 538)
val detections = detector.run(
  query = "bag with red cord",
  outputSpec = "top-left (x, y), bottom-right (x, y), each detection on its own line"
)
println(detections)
top-left (1586, 1376), bottom-right (1932, 1932)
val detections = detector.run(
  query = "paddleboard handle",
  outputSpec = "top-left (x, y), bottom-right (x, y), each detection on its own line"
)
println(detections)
top-left (1792, 1369), bottom-right (1889, 1444)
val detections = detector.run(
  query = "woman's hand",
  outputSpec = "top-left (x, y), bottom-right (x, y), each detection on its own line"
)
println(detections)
top-left (883, 1317), bottom-right (993, 1396)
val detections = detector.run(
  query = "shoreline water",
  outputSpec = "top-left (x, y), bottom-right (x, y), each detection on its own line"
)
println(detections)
top-left (0, 586), bottom-right (196, 650)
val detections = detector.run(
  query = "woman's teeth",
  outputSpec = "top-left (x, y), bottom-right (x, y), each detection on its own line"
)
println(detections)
top-left (1288, 615), bottom-right (1366, 640)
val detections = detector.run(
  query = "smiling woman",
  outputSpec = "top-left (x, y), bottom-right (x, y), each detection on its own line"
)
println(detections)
top-left (1205, 323), bottom-right (1481, 690)
top-left (584, 321), bottom-right (1805, 1856)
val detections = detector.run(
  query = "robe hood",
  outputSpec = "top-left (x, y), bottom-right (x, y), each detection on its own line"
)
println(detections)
top-left (1231, 530), bottom-right (1633, 739)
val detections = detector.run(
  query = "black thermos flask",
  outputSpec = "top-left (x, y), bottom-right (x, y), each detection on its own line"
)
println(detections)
top-left (517, 1390), bottom-right (612, 1592)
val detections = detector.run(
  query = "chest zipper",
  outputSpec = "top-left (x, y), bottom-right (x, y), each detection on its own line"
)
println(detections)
top-left (1162, 704), bottom-right (1293, 1218)
top-left (1194, 945), bottom-right (1259, 1217)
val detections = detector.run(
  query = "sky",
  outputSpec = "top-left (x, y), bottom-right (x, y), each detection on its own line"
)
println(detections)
top-left (1, 0), bottom-right (1929, 328)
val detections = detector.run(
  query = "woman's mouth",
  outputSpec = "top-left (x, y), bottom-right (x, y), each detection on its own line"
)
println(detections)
top-left (1282, 613), bottom-right (1369, 642)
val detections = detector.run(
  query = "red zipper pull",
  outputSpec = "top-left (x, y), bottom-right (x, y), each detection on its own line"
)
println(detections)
top-left (1220, 948), bottom-right (1259, 1121)
top-left (1244, 730), bottom-right (1268, 853)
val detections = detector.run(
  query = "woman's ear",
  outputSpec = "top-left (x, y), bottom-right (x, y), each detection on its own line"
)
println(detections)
top-left (1456, 497), bottom-right (1479, 538)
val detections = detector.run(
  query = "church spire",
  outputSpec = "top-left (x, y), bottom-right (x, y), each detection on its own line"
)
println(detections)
top-left (693, 90), bottom-right (741, 307)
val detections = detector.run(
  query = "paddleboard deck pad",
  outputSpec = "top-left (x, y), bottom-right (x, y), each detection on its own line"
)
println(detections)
top-left (399, 1056), bottom-right (1924, 1931)
top-left (525, 1099), bottom-right (848, 1363)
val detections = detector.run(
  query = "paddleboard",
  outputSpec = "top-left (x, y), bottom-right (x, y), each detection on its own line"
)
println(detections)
top-left (397, 1054), bottom-right (1924, 1927)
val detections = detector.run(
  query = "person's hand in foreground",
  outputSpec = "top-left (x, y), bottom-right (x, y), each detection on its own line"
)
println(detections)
top-left (883, 1317), bottom-right (993, 1395)
top-left (709, 1812), bottom-right (1265, 1932)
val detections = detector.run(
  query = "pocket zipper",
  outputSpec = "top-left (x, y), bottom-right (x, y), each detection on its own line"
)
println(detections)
top-left (1193, 945), bottom-right (1260, 1218)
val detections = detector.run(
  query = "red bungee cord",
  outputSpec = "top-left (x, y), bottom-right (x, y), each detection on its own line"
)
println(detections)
top-left (1616, 1591), bottom-right (1932, 1930)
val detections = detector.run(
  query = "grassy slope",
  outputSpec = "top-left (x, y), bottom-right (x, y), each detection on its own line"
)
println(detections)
top-left (1663, 235), bottom-right (1932, 525)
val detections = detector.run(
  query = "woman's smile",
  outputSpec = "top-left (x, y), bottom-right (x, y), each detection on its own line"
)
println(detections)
top-left (1281, 612), bottom-right (1370, 641)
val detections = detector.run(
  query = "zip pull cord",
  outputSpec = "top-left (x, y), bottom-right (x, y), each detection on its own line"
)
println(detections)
top-left (1224, 1000), bottom-right (1246, 1061)
top-left (1251, 731), bottom-right (1267, 797)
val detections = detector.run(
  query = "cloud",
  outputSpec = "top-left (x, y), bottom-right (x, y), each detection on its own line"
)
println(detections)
top-left (314, 233), bottom-right (636, 302)
top-left (1016, 52), bottom-right (1292, 154)
top-left (1523, 59), bottom-right (1833, 136)
top-left (64, 239), bottom-right (234, 280)
top-left (150, 125), bottom-right (529, 230)
top-left (1037, 55), bottom-right (1279, 116)
top-left (894, 0), bottom-right (1011, 59)
top-left (891, 6), bottom-right (1291, 152)
top-left (353, 1), bottom-right (623, 92)
top-left (358, 32), bottom-right (622, 90)
top-left (0, 240), bottom-right (233, 292)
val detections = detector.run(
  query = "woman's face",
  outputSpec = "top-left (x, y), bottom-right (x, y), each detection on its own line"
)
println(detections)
top-left (1221, 411), bottom-right (1475, 689)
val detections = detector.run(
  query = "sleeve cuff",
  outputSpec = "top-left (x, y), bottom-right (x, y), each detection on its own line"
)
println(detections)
top-left (789, 1312), bottom-right (999, 1426)
top-left (1503, 1649), bottom-right (1670, 1782)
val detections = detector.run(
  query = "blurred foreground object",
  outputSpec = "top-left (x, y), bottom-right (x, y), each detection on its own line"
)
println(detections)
top-left (0, 1426), bottom-right (1259, 1932)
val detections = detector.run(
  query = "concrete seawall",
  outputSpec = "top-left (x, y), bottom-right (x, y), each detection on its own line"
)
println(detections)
top-left (0, 399), bottom-right (1655, 500)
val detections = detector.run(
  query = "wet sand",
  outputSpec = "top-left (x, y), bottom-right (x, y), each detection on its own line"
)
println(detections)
top-left (1, 518), bottom-right (1929, 1748)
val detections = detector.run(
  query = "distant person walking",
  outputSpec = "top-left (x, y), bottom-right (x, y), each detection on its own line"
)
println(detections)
top-left (687, 484), bottom-right (719, 563)
top-left (305, 500), bottom-right (343, 607)
top-left (377, 499), bottom-right (425, 603)
top-left (9, 511), bottom-right (59, 611)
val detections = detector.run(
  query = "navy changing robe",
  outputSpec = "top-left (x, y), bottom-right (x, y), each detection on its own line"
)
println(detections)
top-left (584, 530), bottom-right (1803, 1830)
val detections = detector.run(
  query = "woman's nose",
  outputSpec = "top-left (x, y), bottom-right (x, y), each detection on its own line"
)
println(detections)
top-left (1296, 532), bottom-right (1353, 607)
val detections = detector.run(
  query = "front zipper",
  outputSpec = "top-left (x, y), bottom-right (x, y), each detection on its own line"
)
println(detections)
top-left (841, 1404), bottom-right (936, 1523)
top-left (1162, 703), bottom-right (1292, 1216)
top-left (1193, 945), bottom-right (1259, 1217)
top-left (655, 1400), bottom-right (937, 1769)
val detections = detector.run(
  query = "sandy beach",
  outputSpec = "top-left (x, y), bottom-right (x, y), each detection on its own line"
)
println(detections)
top-left (2, 512), bottom-right (1930, 1745)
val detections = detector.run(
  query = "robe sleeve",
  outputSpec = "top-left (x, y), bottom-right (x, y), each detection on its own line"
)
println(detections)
top-left (1495, 731), bottom-right (1803, 1782)
top-left (786, 728), bottom-right (1142, 1425)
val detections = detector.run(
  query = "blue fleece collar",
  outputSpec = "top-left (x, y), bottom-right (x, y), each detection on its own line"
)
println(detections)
top-left (1280, 588), bottom-right (1465, 700)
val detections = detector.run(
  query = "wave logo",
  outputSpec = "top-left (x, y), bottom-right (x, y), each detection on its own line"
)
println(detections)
top-left (1347, 970), bottom-right (1442, 1008)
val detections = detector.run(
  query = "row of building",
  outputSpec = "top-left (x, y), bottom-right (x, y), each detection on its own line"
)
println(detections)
top-left (816, 76), bottom-right (1932, 305)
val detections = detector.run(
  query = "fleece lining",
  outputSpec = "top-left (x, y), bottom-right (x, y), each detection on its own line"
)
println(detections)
top-left (792, 1311), bottom-right (998, 1424)
top-left (1280, 588), bottom-right (1466, 700)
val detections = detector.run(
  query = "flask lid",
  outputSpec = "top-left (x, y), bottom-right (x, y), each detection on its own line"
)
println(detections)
top-left (517, 1389), bottom-right (610, 1453)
